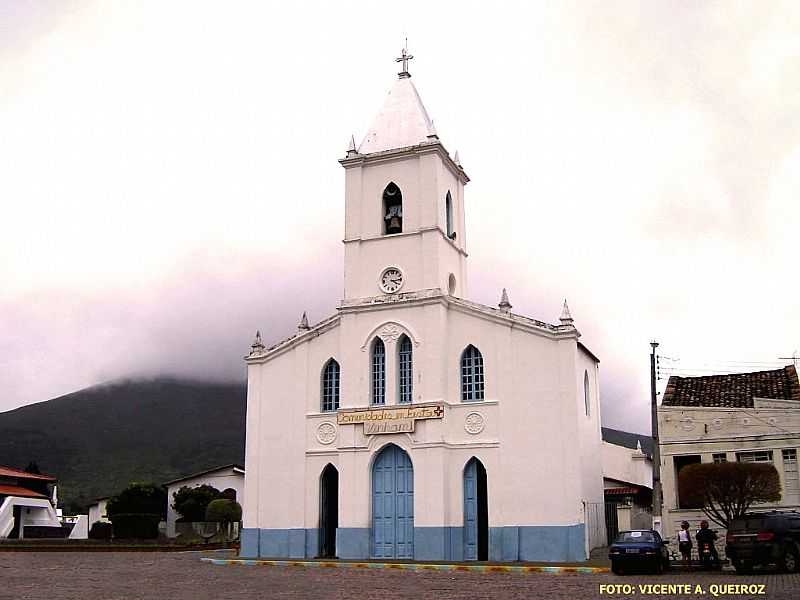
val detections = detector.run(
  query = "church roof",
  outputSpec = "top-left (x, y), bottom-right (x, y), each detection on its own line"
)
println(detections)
top-left (661, 365), bottom-right (800, 408)
top-left (601, 427), bottom-right (654, 456)
top-left (358, 75), bottom-right (438, 154)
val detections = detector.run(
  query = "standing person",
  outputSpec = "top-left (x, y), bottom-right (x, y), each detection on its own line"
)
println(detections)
top-left (678, 521), bottom-right (693, 568)
top-left (695, 520), bottom-right (719, 569)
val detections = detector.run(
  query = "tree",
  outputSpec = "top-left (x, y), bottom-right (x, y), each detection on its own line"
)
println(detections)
top-left (678, 462), bottom-right (782, 528)
top-left (172, 485), bottom-right (221, 522)
top-left (205, 498), bottom-right (243, 542)
top-left (205, 499), bottom-right (242, 524)
top-left (107, 482), bottom-right (167, 539)
top-left (107, 483), bottom-right (167, 518)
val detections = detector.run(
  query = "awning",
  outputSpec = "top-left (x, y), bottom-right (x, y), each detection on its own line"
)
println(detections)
top-left (604, 486), bottom-right (642, 496)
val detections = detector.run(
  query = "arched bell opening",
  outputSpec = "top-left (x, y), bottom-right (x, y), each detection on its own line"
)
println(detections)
top-left (383, 182), bottom-right (403, 234)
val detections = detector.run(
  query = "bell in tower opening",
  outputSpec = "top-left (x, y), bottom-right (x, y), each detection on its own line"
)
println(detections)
top-left (382, 182), bottom-right (403, 234)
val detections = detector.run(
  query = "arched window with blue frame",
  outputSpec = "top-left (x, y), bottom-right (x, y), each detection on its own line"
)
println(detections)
top-left (460, 345), bottom-right (484, 402)
top-left (371, 338), bottom-right (386, 405)
top-left (321, 358), bottom-right (340, 412)
top-left (398, 335), bottom-right (413, 404)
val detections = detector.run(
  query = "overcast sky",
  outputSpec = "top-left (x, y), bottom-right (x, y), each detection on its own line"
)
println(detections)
top-left (2, 1), bottom-right (799, 433)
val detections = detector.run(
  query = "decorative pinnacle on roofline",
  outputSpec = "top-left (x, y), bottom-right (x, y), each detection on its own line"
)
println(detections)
top-left (298, 311), bottom-right (310, 331)
top-left (559, 299), bottom-right (574, 325)
top-left (346, 134), bottom-right (357, 157)
top-left (250, 330), bottom-right (265, 356)
top-left (498, 288), bottom-right (512, 312)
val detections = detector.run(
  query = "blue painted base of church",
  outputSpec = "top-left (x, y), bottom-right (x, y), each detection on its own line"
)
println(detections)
top-left (240, 524), bottom-right (586, 563)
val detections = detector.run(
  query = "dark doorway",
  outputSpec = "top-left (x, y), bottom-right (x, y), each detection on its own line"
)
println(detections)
top-left (464, 457), bottom-right (488, 561)
top-left (605, 501), bottom-right (619, 545)
top-left (674, 455), bottom-right (702, 509)
top-left (319, 464), bottom-right (338, 558)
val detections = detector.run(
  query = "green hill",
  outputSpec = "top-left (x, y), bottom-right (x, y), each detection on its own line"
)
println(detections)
top-left (0, 378), bottom-right (246, 512)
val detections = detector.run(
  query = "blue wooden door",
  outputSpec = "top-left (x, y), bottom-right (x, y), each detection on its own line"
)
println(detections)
top-left (372, 445), bottom-right (414, 558)
top-left (463, 458), bottom-right (478, 560)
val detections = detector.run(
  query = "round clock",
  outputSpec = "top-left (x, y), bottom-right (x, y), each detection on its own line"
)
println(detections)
top-left (379, 267), bottom-right (404, 293)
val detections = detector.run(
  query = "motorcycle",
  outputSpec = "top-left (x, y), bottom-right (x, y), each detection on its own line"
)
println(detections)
top-left (698, 541), bottom-right (716, 570)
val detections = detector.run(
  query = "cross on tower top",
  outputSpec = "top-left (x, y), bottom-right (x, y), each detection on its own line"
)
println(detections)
top-left (395, 43), bottom-right (414, 78)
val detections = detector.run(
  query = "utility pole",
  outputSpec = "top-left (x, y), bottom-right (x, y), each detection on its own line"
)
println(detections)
top-left (778, 351), bottom-right (799, 369)
top-left (650, 340), bottom-right (662, 535)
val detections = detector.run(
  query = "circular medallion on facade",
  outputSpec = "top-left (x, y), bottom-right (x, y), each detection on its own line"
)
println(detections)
top-left (742, 417), bottom-right (751, 426)
top-left (711, 417), bottom-right (723, 430)
top-left (767, 417), bottom-right (778, 426)
top-left (464, 412), bottom-right (485, 435)
top-left (680, 416), bottom-right (695, 431)
top-left (316, 422), bottom-right (337, 445)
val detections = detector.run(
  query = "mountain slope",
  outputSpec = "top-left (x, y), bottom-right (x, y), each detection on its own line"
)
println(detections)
top-left (0, 378), bottom-right (246, 511)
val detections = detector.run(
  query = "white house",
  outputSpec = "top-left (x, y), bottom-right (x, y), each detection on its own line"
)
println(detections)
top-left (87, 497), bottom-right (110, 527)
top-left (658, 365), bottom-right (800, 542)
top-left (0, 465), bottom-right (61, 539)
top-left (601, 428), bottom-right (653, 542)
top-left (164, 464), bottom-right (244, 537)
top-left (242, 50), bottom-right (605, 562)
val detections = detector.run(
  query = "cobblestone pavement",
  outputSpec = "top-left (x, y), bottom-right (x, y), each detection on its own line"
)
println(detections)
top-left (0, 552), bottom-right (798, 600)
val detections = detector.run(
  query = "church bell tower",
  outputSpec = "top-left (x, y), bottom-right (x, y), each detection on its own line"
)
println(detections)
top-left (339, 47), bottom-right (470, 301)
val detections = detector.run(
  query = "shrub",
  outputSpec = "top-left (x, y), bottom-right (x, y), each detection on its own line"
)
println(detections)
top-left (107, 483), bottom-right (166, 539)
top-left (88, 521), bottom-right (113, 540)
top-left (110, 514), bottom-right (161, 539)
top-left (172, 485), bottom-right (221, 522)
top-left (205, 499), bottom-right (242, 523)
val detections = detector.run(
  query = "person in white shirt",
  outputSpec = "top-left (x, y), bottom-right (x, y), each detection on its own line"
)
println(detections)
top-left (678, 520), bottom-right (693, 568)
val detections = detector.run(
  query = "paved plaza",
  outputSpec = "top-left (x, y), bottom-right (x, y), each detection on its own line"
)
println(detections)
top-left (0, 551), bottom-right (798, 600)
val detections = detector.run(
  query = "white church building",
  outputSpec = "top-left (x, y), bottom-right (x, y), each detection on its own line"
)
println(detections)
top-left (242, 50), bottom-right (605, 562)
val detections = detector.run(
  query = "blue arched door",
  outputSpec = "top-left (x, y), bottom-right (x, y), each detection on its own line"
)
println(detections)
top-left (464, 457), bottom-right (488, 561)
top-left (372, 444), bottom-right (414, 558)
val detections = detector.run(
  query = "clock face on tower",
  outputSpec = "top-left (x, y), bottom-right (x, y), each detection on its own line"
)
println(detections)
top-left (379, 267), bottom-right (404, 294)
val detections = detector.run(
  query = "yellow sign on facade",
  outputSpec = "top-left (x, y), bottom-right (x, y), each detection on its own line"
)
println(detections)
top-left (337, 404), bottom-right (444, 433)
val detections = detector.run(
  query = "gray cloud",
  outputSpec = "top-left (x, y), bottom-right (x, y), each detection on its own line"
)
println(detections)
top-left (2, 1), bottom-right (799, 438)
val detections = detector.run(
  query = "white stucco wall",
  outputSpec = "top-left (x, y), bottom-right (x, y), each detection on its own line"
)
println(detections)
top-left (242, 79), bottom-right (603, 561)
top-left (0, 497), bottom-right (61, 539)
top-left (88, 499), bottom-right (109, 526)
top-left (244, 293), bottom-right (604, 558)
top-left (342, 147), bottom-right (468, 300)
top-left (602, 442), bottom-right (652, 489)
top-left (166, 467), bottom-right (244, 537)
